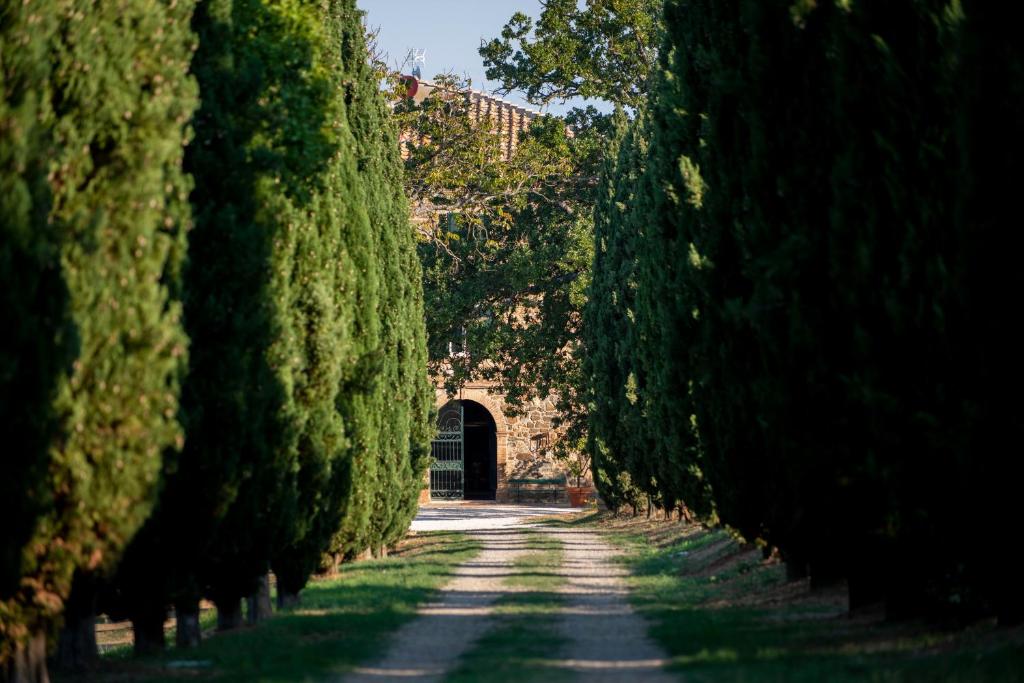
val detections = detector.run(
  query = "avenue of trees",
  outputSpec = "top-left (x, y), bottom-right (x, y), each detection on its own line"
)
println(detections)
top-left (433, 0), bottom-right (1020, 625)
top-left (4, 0), bottom-right (1023, 679)
top-left (1, 1), bottom-right (431, 680)
top-left (585, 0), bottom-right (1023, 623)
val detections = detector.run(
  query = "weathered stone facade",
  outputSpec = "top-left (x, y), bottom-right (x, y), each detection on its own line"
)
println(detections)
top-left (423, 380), bottom-right (572, 503)
top-left (402, 81), bottom-right (574, 503)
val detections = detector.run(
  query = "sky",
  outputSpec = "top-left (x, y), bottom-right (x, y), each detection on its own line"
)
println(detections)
top-left (359, 0), bottom-right (593, 116)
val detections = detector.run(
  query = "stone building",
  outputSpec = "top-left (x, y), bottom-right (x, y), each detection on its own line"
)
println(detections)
top-left (401, 77), bottom-right (574, 503)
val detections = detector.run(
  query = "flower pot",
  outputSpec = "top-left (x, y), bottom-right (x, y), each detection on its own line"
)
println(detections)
top-left (567, 486), bottom-right (593, 507)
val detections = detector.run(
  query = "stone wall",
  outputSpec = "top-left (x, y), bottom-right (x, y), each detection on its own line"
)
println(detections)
top-left (505, 395), bottom-right (564, 480)
top-left (427, 381), bottom-right (578, 503)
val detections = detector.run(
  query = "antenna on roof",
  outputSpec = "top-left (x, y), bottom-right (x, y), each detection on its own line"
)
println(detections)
top-left (412, 48), bottom-right (426, 79)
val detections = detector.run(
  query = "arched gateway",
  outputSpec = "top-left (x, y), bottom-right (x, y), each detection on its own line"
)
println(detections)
top-left (429, 400), bottom-right (498, 500)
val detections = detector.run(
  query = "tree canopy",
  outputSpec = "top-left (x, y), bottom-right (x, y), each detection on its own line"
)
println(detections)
top-left (588, 0), bottom-right (1024, 623)
top-left (480, 0), bottom-right (662, 109)
top-left (1, 0), bottom-right (196, 670)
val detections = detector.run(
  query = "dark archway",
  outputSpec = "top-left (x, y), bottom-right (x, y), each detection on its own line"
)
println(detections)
top-left (461, 400), bottom-right (497, 500)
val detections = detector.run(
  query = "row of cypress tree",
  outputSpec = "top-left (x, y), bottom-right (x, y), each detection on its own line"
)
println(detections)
top-left (1, 1), bottom-right (432, 679)
top-left (586, 0), bottom-right (1022, 623)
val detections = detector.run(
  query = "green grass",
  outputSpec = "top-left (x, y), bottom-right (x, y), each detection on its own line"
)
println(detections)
top-left (502, 530), bottom-right (565, 592)
top-left (582, 513), bottom-right (1024, 683)
top-left (98, 605), bottom-right (221, 660)
top-left (445, 532), bottom-right (572, 683)
top-left (71, 531), bottom-right (479, 683)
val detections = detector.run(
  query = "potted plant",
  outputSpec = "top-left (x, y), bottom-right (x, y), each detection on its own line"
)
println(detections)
top-left (558, 447), bottom-right (594, 507)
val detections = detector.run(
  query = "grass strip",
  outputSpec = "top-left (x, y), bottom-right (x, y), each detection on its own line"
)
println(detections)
top-left (578, 512), bottom-right (1024, 683)
top-left (73, 531), bottom-right (479, 683)
top-left (444, 531), bottom-right (572, 683)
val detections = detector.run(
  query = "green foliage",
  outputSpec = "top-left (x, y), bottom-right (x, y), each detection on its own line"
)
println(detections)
top-left (583, 107), bottom-right (645, 510)
top-left (479, 0), bottom-right (663, 108)
top-left (4, 0), bottom-right (433, 669)
top-left (0, 3), bottom-right (67, 601)
top-left (185, 0), bottom-right (342, 608)
top-left (342, 12), bottom-right (433, 553)
top-left (263, 0), bottom-right (372, 597)
top-left (603, 0), bottom-right (1024, 620)
top-left (323, 0), bottom-right (432, 564)
top-left (401, 77), bottom-right (604, 467)
top-left (114, 0), bottom-right (370, 626)
top-left (0, 0), bottom-right (196, 663)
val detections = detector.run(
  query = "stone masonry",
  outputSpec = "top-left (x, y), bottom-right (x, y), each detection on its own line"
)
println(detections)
top-left (426, 380), bottom-right (576, 504)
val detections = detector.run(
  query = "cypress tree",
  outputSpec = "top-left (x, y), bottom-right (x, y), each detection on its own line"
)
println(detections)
top-left (585, 107), bottom-right (631, 510)
top-left (951, 0), bottom-right (1024, 624)
top-left (809, 0), bottom-right (962, 609)
top-left (646, 0), bottom-right (1022, 618)
top-left (0, 0), bottom-right (196, 676)
top-left (585, 108), bottom-right (652, 513)
top-left (632, 4), bottom-right (722, 522)
top-left (335, 0), bottom-right (433, 555)
top-left (0, 4), bottom-right (68, 603)
top-left (172, 0), bottom-right (298, 629)
top-left (327, 4), bottom-right (382, 563)
top-left (114, 0), bottom-right (373, 640)
top-left (269, 0), bottom-right (378, 600)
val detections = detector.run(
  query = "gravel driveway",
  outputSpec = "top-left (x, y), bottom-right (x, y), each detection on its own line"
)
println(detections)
top-left (336, 503), bottom-right (675, 682)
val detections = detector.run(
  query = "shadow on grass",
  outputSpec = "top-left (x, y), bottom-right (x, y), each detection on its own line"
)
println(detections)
top-left (445, 594), bottom-right (569, 683)
top-left (446, 536), bottom-right (569, 683)
top-left (67, 532), bottom-right (480, 683)
top-left (582, 513), bottom-right (1024, 683)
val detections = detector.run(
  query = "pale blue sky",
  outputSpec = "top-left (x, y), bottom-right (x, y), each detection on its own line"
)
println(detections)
top-left (359, 0), bottom-right (592, 115)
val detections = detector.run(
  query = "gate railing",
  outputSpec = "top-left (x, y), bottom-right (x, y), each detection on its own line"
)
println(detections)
top-left (429, 402), bottom-right (463, 499)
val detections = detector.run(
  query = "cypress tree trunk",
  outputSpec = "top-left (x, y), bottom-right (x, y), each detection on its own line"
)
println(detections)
top-left (245, 575), bottom-right (273, 625)
top-left (130, 607), bottom-right (166, 656)
top-left (785, 555), bottom-right (809, 583)
top-left (277, 590), bottom-right (301, 610)
top-left (215, 598), bottom-right (243, 632)
top-left (273, 562), bottom-right (304, 610)
top-left (809, 560), bottom-right (845, 592)
top-left (174, 599), bottom-right (202, 649)
top-left (2, 630), bottom-right (49, 683)
top-left (846, 542), bottom-right (885, 615)
top-left (53, 612), bottom-right (97, 671)
top-left (54, 577), bottom-right (97, 671)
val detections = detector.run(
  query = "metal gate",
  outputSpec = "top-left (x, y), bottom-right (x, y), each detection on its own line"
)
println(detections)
top-left (429, 402), bottom-right (463, 499)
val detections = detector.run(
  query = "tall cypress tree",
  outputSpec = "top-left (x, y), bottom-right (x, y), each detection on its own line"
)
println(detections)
top-left (632, 2), bottom-right (723, 522)
top-left (585, 107), bottom-right (650, 512)
top-left (336, 0), bottom-right (433, 555)
top-left (951, 0), bottom-right (1024, 625)
top-left (269, 0), bottom-right (377, 601)
top-left (0, 4), bottom-right (68, 605)
top-left (643, 0), bottom-right (1021, 619)
top-left (0, 0), bottom-right (196, 676)
top-left (113, 0), bottom-right (373, 642)
top-left (327, 1), bottom-right (382, 563)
